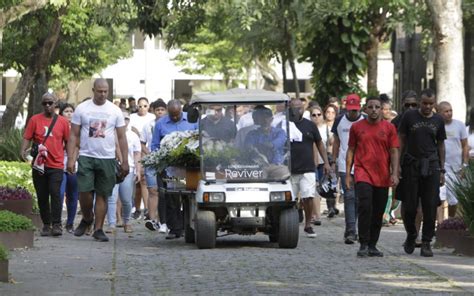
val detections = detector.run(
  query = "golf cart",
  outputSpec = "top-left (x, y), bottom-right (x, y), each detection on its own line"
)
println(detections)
top-left (184, 88), bottom-right (299, 249)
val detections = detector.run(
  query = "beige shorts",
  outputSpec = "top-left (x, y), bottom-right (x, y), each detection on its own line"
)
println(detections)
top-left (291, 172), bottom-right (316, 199)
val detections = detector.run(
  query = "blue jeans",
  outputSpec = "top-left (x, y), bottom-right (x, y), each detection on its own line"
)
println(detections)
top-left (59, 172), bottom-right (78, 226)
top-left (107, 172), bottom-right (134, 226)
top-left (339, 172), bottom-right (357, 236)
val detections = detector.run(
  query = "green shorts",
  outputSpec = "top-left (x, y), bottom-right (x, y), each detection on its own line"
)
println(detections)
top-left (77, 156), bottom-right (116, 197)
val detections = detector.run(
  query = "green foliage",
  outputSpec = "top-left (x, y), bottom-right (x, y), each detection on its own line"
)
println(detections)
top-left (1, 2), bottom-right (132, 93)
top-left (173, 29), bottom-right (247, 87)
top-left (0, 129), bottom-right (23, 162)
top-left (449, 162), bottom-right (474, 235)
top-left (0, 210), bottom-right (34, 232)
top-left (300, 13), bottom-right (369, 104)
top-left (0, 161), bottom-right (38, 213)
top-left (0, 244), bottom-right (8, 261)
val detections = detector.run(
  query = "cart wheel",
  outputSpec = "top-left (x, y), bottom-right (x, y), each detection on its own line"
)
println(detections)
top-left (195, 210), bottom-right (216, 249)
top-left (278, 208), bottom-right (299, 248)
top-left (183, 199), bottom-right (195, 243)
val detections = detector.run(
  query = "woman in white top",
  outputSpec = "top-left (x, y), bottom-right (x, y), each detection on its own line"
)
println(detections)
top-left (59, 103), bottom-right (78, 233)
top-left (310, 105), bottom-right (328, 226)
top-left (107, 112), bottom-right (142, 233)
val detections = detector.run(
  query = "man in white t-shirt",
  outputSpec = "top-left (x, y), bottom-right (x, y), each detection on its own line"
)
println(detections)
top-left (331, 94), bottom-right (364, 244)
top-left (437, 102), bottom-right (469, 218)
top-left (129, 97), bottom-right (156, 220)
top-left (67, 78), bottom-right (129, 242)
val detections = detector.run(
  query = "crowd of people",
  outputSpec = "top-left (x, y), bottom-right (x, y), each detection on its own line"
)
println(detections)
top-left (20, 78), bottom-right (474, 257)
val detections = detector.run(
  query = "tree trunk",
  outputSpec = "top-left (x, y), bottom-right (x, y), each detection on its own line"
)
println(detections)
top-left (281, 55), bottom-right (287, 93)
top-left (0, 67), bottom-right (35, 130)
top-left (366, 35), bottom-right (379, 96)
top-left (288, 57), bottom-right (300, 99)
top-left (26, 71), bottom-right (49, 123)
top-left (426, 0), bottom-right (466, 122)
top-left (0, 7), bottom-right (64, 130)
top-left (255, 58), bottom-right (281, 91)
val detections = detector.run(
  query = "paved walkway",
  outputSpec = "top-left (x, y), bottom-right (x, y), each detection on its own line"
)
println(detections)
top-left (1, 214), bottom-right (473, 295)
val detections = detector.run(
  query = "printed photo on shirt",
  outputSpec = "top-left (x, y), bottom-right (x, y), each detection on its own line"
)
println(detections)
top-left (89, 118), bottom-right (107, 138)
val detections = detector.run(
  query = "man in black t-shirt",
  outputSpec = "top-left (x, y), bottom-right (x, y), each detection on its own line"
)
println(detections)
top-left (397, 88), bottom-right (446, 257)
top-left (290, 99), bottom-right (331, 238)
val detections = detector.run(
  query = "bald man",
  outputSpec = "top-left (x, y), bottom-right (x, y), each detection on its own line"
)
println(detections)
top-left (150, 99), bottom-right (198, 239)
top-left (437, 101), bottom-right (468, 219)
top-left (21, 93), bottom-right (70, 237)
top-left (67, 78), bottom-right (129, 242)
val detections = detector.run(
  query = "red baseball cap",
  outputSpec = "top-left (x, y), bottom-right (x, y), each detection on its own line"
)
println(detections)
top-left (345, 94), bottom-right (361, 111)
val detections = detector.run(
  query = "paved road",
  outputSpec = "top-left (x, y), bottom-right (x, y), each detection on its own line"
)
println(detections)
top-left (1, 215), bottom-right (473, 295)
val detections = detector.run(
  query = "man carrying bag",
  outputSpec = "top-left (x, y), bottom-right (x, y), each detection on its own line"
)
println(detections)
top-left (21, 93), bottom-right (70, 236)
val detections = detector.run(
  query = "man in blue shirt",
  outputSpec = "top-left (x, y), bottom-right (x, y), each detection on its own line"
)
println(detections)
top-left (245, 106), bottom-right (286, 165)
top-left (151, 99), bottom-right (198, 239)
top-left (151, 100), bottom-right (198, 151)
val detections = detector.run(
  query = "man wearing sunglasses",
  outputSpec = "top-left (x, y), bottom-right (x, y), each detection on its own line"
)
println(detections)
top-left (397, 88), bottom-right (446, 257)
top-left (345, 96), bottom-right (399, 257)
top-left (21, 93), bottom-right (70, 237)
top-left (391, 90), bottom-right (418, 129)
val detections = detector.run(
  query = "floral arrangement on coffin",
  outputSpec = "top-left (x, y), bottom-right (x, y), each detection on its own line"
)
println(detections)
top-left (142, 130), bottom-right (200, 173)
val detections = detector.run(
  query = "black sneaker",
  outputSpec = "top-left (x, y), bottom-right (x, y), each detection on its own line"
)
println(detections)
top-left (327, 209), bottom-right (335, 218)
top-left (74, 219), bottom-right (93, 237)
top-left (313, 220), bottom-right (322, 226)
top-left (334, 208), bottom-right (340, 215)
top-left (92, 229), bottom-right (109, 242)
top-left (65, 224), bottom-right (74, 234)
top-left (404, 239), bottom-right (416, 254)
top-left (145, 220), bottom-right (159, 231)
top-left (304, 227), bottom-right (317, 238)
top-left (368, 246), bottom-right (384, 257)
top-left (357, 244), bottom-right (369, 257)
top-left (51, 224), bottom-right (62, 236)
top-left (420, 242), bottom-right (433, 257)
top-left (345, 234), bottom-right (357, 245)
top-left (132, 210), bottom-right (141, 220)
top-left (40, 225), bottom-right (51, 237)
top-left (143, 209), bottom-right (150, 221)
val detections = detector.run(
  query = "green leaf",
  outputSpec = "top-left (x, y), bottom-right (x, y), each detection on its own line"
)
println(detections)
top-left (341, 32), bottom-right (350, 44)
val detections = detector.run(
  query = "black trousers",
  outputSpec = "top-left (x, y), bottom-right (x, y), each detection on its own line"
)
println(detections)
top-left (32, 167), bottom-right (64, 225)
top-left (401, 172), bottom-right (440, 243)
top-left (157, 175), bottom-right (167, 225)
top-left (165, 193), bottom-right (183, 235)
top-left (356, 182), bottom-right (389, 247)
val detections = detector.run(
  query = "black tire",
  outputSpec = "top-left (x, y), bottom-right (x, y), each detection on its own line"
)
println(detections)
top-left (278, 208), bottom-right (299, 248)
top-left (195, 210), bottom-right (216, 249)
top-left (183, 199), bottom-right (195, 243)
top-left (269, 234), bottom-right (278, 243)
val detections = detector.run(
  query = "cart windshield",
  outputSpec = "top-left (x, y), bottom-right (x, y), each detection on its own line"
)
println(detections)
top-left (199, 103), bottom-right (291, 182)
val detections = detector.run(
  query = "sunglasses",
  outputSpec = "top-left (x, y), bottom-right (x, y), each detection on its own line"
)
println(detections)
top-left (311, 113), bottom-right (322, 117)
top-left (138, 105), bottom-right (148, 108)
top-left (404, 103), bottom-right (418, 108)
top-left (42, 101), bottom-right (54, 106)
top-left (366, 105), bottom-right (381, 110)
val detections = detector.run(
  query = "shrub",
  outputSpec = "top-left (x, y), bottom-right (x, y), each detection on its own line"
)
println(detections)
top-left (0, 161), bottom-right (38, 212)
top-left (449, 162), bottom-right (474, 235)
top-left (0, 186), bottom-right (33, 201)
top-left (0, 244), bottom-right (8, 261)
top-left (437, 217), bottom-right (467, 231)
top-left (0, 129), bottom-right (23, 162)
top-left (0, 210), bottom-right (34, 232)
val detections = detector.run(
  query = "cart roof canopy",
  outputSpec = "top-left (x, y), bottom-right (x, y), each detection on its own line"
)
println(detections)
top-left (190, 88), bottom-right (290, 105)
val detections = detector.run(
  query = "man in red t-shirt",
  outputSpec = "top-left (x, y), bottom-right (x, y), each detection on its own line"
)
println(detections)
top-left (21, 93), bottom-right (70, 237)
top-left (345, 96), bottom-right (399, 257)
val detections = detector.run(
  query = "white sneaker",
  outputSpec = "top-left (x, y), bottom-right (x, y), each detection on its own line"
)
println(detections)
top-left (145, 220), bottom-right (159, 231)
top-left (159, 223), bottom-right (169, 234)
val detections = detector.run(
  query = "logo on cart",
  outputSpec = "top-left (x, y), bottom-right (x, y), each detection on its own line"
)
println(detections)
top-left (224, 164), bottom-right (263, 179)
